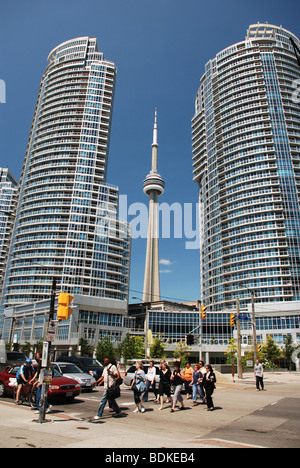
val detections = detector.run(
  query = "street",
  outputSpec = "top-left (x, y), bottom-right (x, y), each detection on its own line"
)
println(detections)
top-left (0, 372), bottom-right (300, 449)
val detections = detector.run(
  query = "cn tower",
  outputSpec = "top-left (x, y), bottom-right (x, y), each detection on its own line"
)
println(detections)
top-left (142, 109), bottom-right (165, 302)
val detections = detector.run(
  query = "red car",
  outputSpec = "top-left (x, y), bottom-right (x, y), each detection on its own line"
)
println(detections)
top-left (0, 364), bottom-right (81, 402)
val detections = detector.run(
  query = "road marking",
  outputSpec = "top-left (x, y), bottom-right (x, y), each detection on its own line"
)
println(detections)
top-left (191, 438), bottom-right (264, 449)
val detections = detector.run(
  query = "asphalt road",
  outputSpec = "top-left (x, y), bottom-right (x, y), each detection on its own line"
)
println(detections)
top-left (1, 374), bottom-right (300, 448)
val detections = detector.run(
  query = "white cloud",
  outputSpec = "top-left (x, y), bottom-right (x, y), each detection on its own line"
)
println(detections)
top-left (160, 269), bottom-right (172, 274)
top-left (159, 259), bottom-right (172, 265)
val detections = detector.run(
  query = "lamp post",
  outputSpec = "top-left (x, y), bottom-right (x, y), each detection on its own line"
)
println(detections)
top-left (39, 276), bottom-right (57, 424)
top-left (236, 299), bottom-right (243, 379)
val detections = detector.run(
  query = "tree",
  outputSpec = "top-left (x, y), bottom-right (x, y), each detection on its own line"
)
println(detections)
top-left (283, 335), bottom-right (297, 371)
top-left (79, 338), bottom-right (93, 357)
top-left (150, 334), bottom-right (166, 359)
top-left (173, 340), bottom-right (191, 367)
top-left (96, 336), bottom-right (115, 363)
top-left (261, 334), bottom-right (282, 369)
top-left (118, 334), bottom-right (144, 365)
top-left (225, 338), bottom-right (237, 364)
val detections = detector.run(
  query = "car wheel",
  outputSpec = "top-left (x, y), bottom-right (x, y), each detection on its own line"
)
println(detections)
top-left (0, 381), bottom-right (6, 397)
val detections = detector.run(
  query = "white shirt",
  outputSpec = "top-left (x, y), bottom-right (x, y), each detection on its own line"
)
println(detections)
top-left (103, 364), bottom-right (117, 389)
top-left (146, 366), bottom-right (156, 382)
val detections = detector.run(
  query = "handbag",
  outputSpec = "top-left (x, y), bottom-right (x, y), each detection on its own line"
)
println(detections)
top-left (107, 385), bottom-right (121, 400)
top-left (131, 382), bottom-right (138, 392)
top-left (105, 364), bottom-right (121, 399)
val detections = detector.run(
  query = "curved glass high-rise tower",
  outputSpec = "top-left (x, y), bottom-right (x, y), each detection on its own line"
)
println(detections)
top-left (192, 23), bottom-right (300, 312)
top-left (1, 37), bottom-right (130, 308)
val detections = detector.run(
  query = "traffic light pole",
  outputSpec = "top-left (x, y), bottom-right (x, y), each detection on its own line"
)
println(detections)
top-left (236, 299), bottom-right (243, 379)
top-left (251, 292), bottom-right (258, 365)
top-left (38, 277), bottom-right (56, 424)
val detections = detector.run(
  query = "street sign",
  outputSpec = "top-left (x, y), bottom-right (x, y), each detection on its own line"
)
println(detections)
top-left (238, 314), bottom-right (250, 321)
top-left (42, 341), bottom-right (50, 367)
top-left (46, 321), bottom-right (56, 342)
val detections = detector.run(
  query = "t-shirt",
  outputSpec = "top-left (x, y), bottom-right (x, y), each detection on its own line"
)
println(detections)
top-left (184, 367), bottom-right (193, 382)
top-left (172, 369), bottom-right (183, 386)
top-left (192, 370), bottom-right (203, 384)
top-left (16, 364), bottom-right (34, 381)
top-left (103, 364), bottom-right (117, 389)
top-left (146, 367), bottom-right (156, 381)
top-left (255, 363), bottom-right (264, 377)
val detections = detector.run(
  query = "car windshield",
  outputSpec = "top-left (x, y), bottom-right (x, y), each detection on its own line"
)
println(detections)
top-left (52, 368), bottom-right (61, 378)
top-left (57, 364), bottom-right (83, 374)
top-left (8, 365), bottom-right (20, 374)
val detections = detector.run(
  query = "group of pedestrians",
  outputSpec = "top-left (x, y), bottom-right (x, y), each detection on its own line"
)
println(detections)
top-left (93, 358), bottom-right (217, 420)
top-left (128, 359), bottom-right (217, 413)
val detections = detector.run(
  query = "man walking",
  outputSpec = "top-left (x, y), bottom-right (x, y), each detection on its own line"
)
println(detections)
top-left (254, 359), bottom-right (264, 391)
top-left (93, 358), bottom-right (122, 420)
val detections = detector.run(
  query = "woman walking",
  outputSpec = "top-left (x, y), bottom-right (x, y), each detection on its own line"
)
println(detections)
top-left (191, 364), bottom-right (205, 406)
top-left (170, 362), bottom-right (184, 412)
top-left (183, 362), bottom-right (193, 399)
top-left (158, 362), bottom-right (172, 410)
top-left (202, 364), bottom-right (217, 411)
top-left (130, 361), bottom-right (146, 413)
top-left (143, 360), bottom-right (157, 402)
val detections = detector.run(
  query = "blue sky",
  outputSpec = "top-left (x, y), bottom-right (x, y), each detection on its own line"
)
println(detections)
top-left (0, 0), bottom-right (300, 304)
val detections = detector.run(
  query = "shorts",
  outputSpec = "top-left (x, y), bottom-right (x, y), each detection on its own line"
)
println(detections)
top-left (17, 377), bottom-right (26, 386)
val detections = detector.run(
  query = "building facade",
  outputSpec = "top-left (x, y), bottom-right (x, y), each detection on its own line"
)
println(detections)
top-left (192, 23), bottom-right (300, 350)
top-left (0, 37), bottom-right (131, 336)
top-left (2, 295), bottom-right (127, 355)
top-left (0, 169), bottom-right (18, 298)
top-left (128, 300), bottom-right (202, 359)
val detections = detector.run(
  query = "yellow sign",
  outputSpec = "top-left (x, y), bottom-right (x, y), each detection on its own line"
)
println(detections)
top-left (147, 329), bottom-right (154, 345)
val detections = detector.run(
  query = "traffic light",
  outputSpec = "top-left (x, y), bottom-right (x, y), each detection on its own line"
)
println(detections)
top-left (201, 305), bottom-right (207, 320)
top-left (230, 314), bottom-right (236, 327)
top-left (186, 334), bottom-right (195, 345)
top-left (57, 293), bottom-right (74, 320)
top-left (257, 344), bottom-right (262, 353)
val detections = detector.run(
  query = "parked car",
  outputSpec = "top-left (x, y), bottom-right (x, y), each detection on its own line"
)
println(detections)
top-left (52, 362), bottom-right (96, 391)
top-left (0, 365), bottom-right (81, 401)
top-left (124, 364), bottom-right (161, 387)
top-left (0, 351), bottom-right (28, 373)
top-left (55, 356), bottom-right (103, 380)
